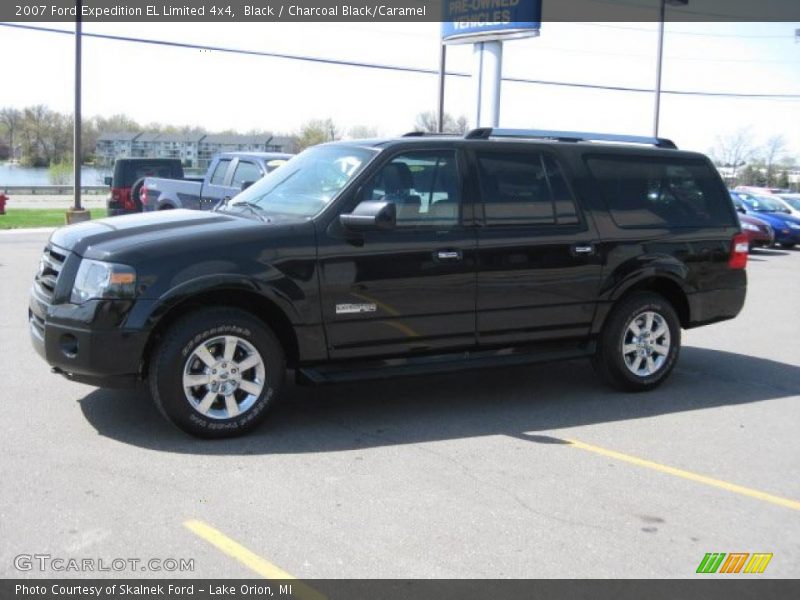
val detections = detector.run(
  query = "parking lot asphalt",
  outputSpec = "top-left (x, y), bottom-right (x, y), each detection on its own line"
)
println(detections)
top-left (1, 230), bottom-right (798, 580)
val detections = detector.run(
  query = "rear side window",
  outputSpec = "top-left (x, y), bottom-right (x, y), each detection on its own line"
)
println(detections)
top-left (587, 155), bottom-right (735, 228)
top-left (210, 159), bottom-right (232, 185)
top-left (476, 152), bottom-right (580, 226)
top-left (114, 161), bottom-right (181, 186)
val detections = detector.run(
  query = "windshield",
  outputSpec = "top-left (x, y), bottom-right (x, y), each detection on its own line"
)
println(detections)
top-left (779, 195), bottom-right (800, 211)
top-left (227, 145), bottom-right (375, 218)
top-left (741, 195), bottom-right (787, 213)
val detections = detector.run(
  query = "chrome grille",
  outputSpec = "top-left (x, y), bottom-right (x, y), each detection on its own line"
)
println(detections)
top-left (33, 245), bottom-right (68, 304)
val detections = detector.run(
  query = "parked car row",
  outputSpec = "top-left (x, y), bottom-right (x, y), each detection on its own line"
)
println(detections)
top-left (730, 189), bottom-right (800, 249)
top-left (105, 153), bottom-right (292, 216)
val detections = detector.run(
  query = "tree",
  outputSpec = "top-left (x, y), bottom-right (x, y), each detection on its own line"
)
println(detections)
top-left (413, 111), bottom-right (469, 134)
top-left (347, 125), bottom-right (379, 140)
top-left (777, 170), bottom-right (790, 190)
top-left (294, 118), bottom-right (341, 152)
top-left (709, 128), bottom-right (755, 184)
top-left (762, 135), bottom-right (787, 187)
top-left (0, 107), bottom-right (23, 160)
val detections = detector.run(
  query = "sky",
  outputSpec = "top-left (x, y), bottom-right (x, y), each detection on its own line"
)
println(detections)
top-left (0, 20), bottom-right (799, 158)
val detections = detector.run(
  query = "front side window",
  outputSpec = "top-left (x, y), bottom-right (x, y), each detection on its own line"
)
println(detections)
top-left (587, 156), bottom-right (736, 228)
top-left (361, 150), bottom-right (461, 228)
top-left (232, 161), bottom-right (262, 187)
top-left (230, 145), bottom-right (375, 218)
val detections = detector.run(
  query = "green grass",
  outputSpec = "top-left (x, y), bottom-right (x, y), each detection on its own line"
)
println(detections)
top-left (0, 208), bottom-right (109, 229)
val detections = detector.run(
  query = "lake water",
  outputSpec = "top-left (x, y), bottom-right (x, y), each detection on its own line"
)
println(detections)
top-left (0, 163), bottom-right (111, 186)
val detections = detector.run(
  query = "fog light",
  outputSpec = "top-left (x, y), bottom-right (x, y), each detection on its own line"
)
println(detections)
top-left (59, 334), bottom-right (78, 358)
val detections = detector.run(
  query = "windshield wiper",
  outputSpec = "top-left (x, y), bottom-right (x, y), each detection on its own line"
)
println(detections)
top-left (227, 202), bottom-right (272, 222)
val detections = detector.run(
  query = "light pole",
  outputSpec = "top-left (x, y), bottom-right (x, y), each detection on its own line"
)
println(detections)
top-left (654, 0), bottom-right (688, 138)
top-left (67, 0), bottom-right (90, 223)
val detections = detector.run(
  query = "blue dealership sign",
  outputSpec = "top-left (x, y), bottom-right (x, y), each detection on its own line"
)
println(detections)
top-left (442, 0), bottom-right (542, 44)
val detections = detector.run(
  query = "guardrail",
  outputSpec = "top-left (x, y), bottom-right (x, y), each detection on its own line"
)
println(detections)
top-left (0, 185), bottom-right (108, 195)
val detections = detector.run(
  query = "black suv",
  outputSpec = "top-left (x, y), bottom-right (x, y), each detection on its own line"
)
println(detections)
top-left (29, 129), bottom-right (748, 438)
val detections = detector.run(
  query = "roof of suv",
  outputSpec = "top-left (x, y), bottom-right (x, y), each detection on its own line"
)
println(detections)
top-left (336, 128), bottom-right (690, 155)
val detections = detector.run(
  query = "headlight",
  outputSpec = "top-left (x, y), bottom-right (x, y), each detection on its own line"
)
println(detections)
top-left (788, 222), bottom-right (800, 230)
top-left (741, 222), bottom-right (759, 232)
top-left (71, 259), bottom-right (137, 304)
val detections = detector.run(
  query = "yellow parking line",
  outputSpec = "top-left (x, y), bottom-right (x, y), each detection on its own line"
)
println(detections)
top-left (563, 438), bottom-right (800, 512)
top-left (184, 520), bottom-right (326, 600)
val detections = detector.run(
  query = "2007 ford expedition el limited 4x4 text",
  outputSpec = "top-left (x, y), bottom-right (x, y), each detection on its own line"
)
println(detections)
top-left (29, 129), bottom-right (747, 438)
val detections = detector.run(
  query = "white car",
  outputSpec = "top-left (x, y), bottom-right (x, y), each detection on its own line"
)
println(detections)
top-left (776, 194), bottom-right (800, 219)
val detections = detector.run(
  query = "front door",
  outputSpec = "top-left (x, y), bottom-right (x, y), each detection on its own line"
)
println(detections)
top-left (318, 149), bottom-right (478, 360)
top-left (201, 157), bottom-right (234, 209)
top-left (471, 148), bottom-right (603, 346)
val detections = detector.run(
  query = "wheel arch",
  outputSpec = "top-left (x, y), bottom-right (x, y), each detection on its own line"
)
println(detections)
top-left (140, 287), bottom-right (300, 378)
top-left (594, 270), bottom-right (691, 334)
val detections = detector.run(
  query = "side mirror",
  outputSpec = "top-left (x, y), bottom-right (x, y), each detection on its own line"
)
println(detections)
top-left (736, 206), bottom-right (746, 214)
top-left (240, 180), bottom-right (255, 191)
top-left (104, 176), bottom-right (113, 187)
top-left (340, 201), bottom-right (396, 232)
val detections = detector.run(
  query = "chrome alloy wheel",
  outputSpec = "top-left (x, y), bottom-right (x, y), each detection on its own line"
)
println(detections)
top-left (621, 311), bottom-right (671, 377)
top-left (182, 335), bottom-right (266, 420)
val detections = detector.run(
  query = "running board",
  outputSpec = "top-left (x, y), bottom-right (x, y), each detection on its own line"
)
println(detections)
top-left (296, 342), bottom-right (595, 386)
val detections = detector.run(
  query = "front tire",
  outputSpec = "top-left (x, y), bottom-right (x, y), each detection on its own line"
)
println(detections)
top-left (780, 242), bottom-right (796, 249)
top-left (593, 292), bottom-right (681, 392)
top-left (149, 308), bottom-right (285, 438)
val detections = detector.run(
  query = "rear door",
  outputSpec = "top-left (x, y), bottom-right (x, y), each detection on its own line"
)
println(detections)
top-left (318, 148), bottom-right (478, 360)
top-left (471, 147), bottom-right (604, 346)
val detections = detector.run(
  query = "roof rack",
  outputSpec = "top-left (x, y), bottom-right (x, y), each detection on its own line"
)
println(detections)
top-left (402, 131), bottom-right (459, 137)
top-left (464, 128), bottom-right (677, 149)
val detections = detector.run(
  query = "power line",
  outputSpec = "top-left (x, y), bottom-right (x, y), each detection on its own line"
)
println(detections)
top-left (574, 22), bottom-right (797, 39)
top-left (2, 22), bottom-right (799, 100)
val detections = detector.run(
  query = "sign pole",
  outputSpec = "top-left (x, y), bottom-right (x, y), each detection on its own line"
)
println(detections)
top-left (442, 0), bottom-right (540, 130)
top-left (437, 43), bottom-right (446, 133)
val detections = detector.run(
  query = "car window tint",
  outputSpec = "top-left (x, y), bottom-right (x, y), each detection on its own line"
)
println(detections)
top-left (587, 155), bottom-right (736, 228)
top-left (477, 152), bottom-right (555, 225)
top-left (543, 155), bottom-right (579, 225)
top-left (362, 151), bottom-right (460, 228)
top-left (210, 159), bottom-right (232, 185)
top-left (232, 161), bottom-right (262, 187)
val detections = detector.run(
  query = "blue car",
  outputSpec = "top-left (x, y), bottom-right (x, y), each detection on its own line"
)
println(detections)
top-left (730, 191), bottom-right (800, 249)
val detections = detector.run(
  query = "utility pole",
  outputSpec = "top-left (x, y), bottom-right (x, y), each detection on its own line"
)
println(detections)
top-left (67, 0), bottom-right (90, 223)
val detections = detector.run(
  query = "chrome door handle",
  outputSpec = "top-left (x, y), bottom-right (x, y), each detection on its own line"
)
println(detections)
top-left (572, 244), bottom-right (594, 255)
top-left (436, 250), bottom-right (462, 261)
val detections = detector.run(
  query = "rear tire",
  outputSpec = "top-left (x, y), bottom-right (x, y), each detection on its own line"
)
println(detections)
top-left (148, 308), bottom-right (285, 438)
top-left (780, 242), bottom-right (796, 249)
top-left (593, 292), bottom-right (681, 392)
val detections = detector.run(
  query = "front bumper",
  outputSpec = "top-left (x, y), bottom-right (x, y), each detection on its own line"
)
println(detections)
top-left (773, 227), bottom-right (800, 245)
top-left (29, 298), bottom-right (148, 388)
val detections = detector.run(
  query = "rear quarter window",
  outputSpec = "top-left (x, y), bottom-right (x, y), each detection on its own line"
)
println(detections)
top-left (586, 155), bottom-right (736, 228)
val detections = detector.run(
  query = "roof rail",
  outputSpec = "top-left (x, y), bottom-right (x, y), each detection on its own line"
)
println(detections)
top-left (464, 128), bottom-right (677, 149)
top-left (402, 131), bottom-right (460, 137)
